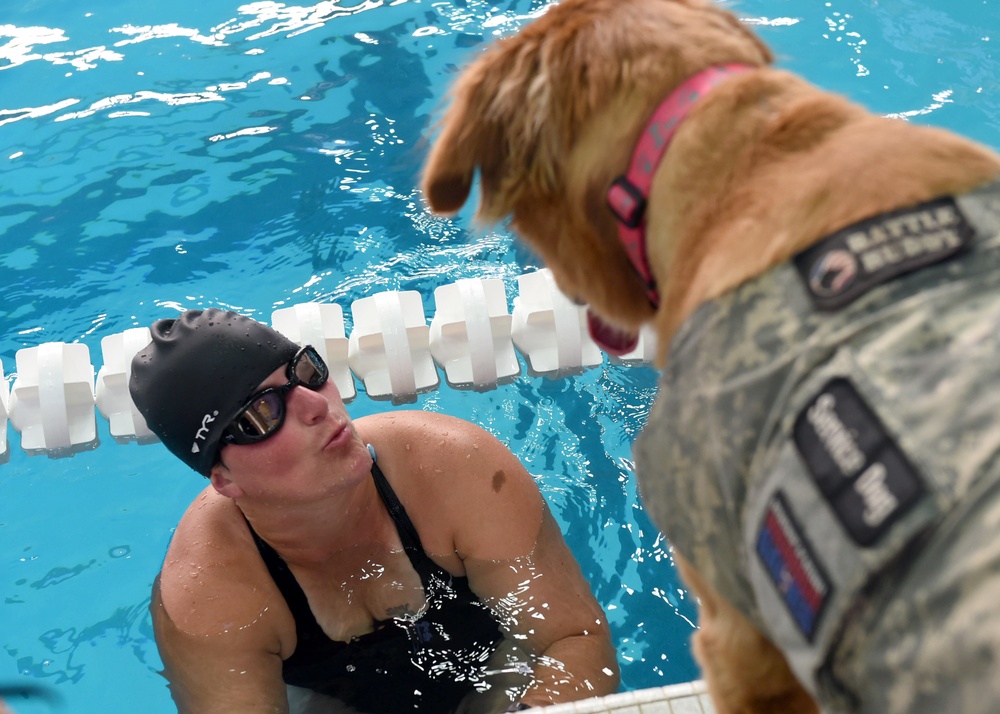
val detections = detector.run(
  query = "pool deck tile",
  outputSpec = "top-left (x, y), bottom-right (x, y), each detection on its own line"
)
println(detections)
top-left (528, 680), bottom-right (714, 714)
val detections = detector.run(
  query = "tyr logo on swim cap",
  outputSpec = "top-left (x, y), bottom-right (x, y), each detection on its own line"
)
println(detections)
top-left (128, 309), bottom-right (299, 476)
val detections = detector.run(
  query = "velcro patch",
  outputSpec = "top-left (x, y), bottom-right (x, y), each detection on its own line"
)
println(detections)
top-left (793, 378), bottom-right (924, 546)
top-left (756, 492), bottom-right (832, 641)
top-left (794, 196), bottom-right (974, 310)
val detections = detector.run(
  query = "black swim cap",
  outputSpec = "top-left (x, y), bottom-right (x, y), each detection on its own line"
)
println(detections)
top-left (129, 309), bottom-right (299, 476)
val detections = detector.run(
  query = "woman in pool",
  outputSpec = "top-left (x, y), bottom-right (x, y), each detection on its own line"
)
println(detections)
top-left (129, 309), bottom-right (619, 714)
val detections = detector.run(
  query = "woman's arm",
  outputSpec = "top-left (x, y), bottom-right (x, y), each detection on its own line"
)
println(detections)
top-left (152, 582), bottom-right (290, 714)
top-left (461, 503), bottom-right (621, 707)
top-left (151, 490), bottom-right (295, 714)
top-left (369, 412), bottom-right (621, 707)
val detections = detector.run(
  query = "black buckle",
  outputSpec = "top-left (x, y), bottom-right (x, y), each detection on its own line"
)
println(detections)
top-left (607, 176), bottom-right (647, 229)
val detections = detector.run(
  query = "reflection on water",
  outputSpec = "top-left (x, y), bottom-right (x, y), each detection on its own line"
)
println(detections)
top-left (13, 599), bottom-right (154, 686)
top-left (28, 562), bottom-right (97, 591)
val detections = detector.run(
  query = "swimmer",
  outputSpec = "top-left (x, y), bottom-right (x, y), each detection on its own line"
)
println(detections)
top-left (130, 309), bottom-right (619, 714)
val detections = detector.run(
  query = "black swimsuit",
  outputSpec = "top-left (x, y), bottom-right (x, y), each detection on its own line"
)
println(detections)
top-left (247, 458), bottom-right (503, 713)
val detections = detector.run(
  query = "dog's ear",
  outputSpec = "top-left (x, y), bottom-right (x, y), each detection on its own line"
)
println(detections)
top-left (422, 59), bottom-right (509, 218)
top-left (423, 33), bottom-right (561, 223)
top-left (421, 91), bottom-right (480, 216)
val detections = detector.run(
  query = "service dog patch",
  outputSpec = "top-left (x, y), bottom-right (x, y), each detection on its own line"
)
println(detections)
top-left (794, 196), bottom-right (974, 310)
top-left (756, 492), bottom-right (832, 641)
top-left (793, 378), bottom-right (924, 546)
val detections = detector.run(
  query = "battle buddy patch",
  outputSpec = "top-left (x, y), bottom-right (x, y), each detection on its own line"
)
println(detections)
top-left (794, 196), bottom-right (974, 310)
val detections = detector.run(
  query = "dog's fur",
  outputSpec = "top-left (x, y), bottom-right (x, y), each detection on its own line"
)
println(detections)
top-left (421, 1), bottom-right (1000, 711)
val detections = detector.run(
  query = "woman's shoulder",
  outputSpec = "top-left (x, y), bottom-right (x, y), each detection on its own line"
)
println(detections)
top-left (358, 411), bottom-right (544, 561)
top-left (357, 410), bottom-right (496, 453)
top-left (157, 486), bottom-right (291, 640)
top-left (165, 486), bottom-right (248, 563)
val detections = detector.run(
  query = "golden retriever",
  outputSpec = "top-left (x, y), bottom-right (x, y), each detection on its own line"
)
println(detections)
top-left (422, 1), bottom-right (1000, 712)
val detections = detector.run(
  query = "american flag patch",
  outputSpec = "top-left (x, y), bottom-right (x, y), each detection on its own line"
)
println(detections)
top-left (756, 492), bottom-right (832, 641)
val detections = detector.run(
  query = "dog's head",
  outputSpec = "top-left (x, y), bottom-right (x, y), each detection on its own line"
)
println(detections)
top-left (422, 0), bottom-right (773, 352)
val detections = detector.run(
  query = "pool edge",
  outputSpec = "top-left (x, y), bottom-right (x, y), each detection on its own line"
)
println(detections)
top-left (530, 679), bottom-right (714, 713)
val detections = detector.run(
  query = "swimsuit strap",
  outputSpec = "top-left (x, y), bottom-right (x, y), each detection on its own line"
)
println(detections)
top-left (248, 519), bottom-right (312, 617)
top-left (370, 459), bottom-right (424, 554)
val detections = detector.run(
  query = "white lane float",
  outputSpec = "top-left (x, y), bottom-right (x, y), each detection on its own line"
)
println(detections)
top-left (511, 269), bottom-right (603, 375)
top-left (348, 290), bottom-right (439, 402)
top-left (96, 327), bottom-right (155, 443)
top-left (9, 342), bottom-right (97, 454)
top-left (611, 324), bottom-right (659, 365)
top-left (429, 277), bottom-right (519, 390)
top-left (0, 272), bottom-right (655, 457)
top-left (272, 302), bottom-right (355, 402)
top-left (0, 360), bottom-right (9, 462)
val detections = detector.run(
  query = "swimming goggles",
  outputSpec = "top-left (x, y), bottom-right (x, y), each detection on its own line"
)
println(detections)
top-left (221, 345), bottom-right (329, 446)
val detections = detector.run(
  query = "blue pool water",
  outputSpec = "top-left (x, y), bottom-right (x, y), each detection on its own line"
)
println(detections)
top-left (1, 0), bottom-right (998, 712)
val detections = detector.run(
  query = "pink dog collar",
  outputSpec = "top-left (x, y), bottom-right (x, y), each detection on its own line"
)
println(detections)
top-left (606, 64), bottom-right (752, 307)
